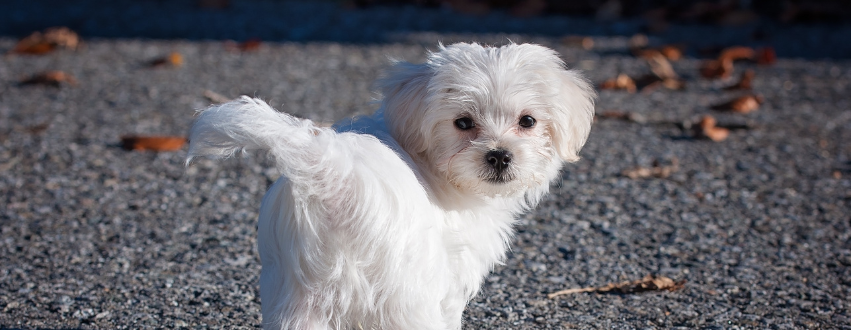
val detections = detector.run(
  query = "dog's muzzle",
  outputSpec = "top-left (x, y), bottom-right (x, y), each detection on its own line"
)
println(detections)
top-left (484, 149), bottom-right (513, 183)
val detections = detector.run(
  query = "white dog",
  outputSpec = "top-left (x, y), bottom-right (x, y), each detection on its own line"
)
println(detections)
top-left (187, 42), bottom-right (595, 330)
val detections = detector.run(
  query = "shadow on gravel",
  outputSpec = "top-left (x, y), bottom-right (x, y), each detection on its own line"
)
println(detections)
top-left (2, 0), bottom-right (851, 59)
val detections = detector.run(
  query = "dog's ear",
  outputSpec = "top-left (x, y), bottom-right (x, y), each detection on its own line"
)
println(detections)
top-left (546, 67), bottom-right (596, 163)
top-left (377, 61), bottom-right (433, 155)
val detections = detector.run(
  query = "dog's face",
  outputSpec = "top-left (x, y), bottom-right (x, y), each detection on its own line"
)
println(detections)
top-left (423, 83), bottom-right (563, 197)
top-left (379, 43), bottom-right (595, 198)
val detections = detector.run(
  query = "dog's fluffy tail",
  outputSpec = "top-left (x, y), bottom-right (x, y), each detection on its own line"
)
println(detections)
top-left (186, 96), bottom-right (323, 174)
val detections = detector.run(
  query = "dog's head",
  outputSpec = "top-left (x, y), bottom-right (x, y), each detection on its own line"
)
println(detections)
top-left (379, 43), bottom-right (595, 199)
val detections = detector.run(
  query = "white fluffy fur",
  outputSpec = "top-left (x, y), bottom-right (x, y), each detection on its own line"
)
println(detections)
top-left (186, 42), bottom-right (595, 330)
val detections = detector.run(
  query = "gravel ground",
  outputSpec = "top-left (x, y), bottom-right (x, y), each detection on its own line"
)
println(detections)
top-left (1, 1), bottom-right (850, 329)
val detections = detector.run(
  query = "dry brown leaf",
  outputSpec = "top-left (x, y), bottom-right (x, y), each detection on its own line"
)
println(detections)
top-left (699, 58), bottom-right (733, 79)
top-left (149, 52), bottom-right (184, 68)
top-left (730, 95), bottom-right (762, 113)
top-left (622, 158), bottom-right (679, 179)
top-left (239, 38), bottom-right (262, 51)
top-left (562, 36), bottom-right (594, 50)
top-left (659, 45), bottom-right (682, 61)
top-left (11, 27), bottom-right (79, 55)
top-left (703, 126), bottom-right (730, 142)
top-left (225, 38), bottom-right (262, 52)
top-left (203, 90), bottom-right (231, 104)
top-left (20, 71), bottom-right (78, 87)
top-left (121, 136), bottom-right (187, 151)
top-left (700, 45), bottom-right (761, 80)
top-left (719, 46), bottom-right (756, 62)
top-left (634, 45), bottom-right (683, 62)
top-left (599, 274), bottom-right (685, 294)
top-left (712, 94), bottom-right (763, 113)
top-left (43, 27), bottom-right (79, 49)
top-left (596, 110), bottom-right (646, 124)
top-left (695, 115), bottom-right (730, 141)
top-left (645, 51), bottom-right (678, 80)
top-left (627, 52), bottom-right (686, 92)
top-left (26, 119), bottom-right (52, 134)
top-left (548, 274), bottom-right (686, 298)
top-left (661, 78), bottom-right (686, 90)
top-left (11, 41), bottom-right (55, 55)
top-left (599, 74), bottom-right (636, 93)
top-left (756, 47), bottom-right (776, 65)
top-left (630, 74), bottom-right (683, 93)
top-left (723, 69), bottom-right (755, 90)
top-left (699, 115), bottom-right (717, 129)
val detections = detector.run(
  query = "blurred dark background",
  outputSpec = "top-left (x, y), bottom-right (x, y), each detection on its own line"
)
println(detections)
top-left (352, 0), bottom-right (850, 23)
top-left (2, 0), bottom-right (850, 58)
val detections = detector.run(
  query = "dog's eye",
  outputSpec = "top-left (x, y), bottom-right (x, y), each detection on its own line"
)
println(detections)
top-left (519, 115), bottom-right (536, 128)
top-left (454, 117), bottom-right (475, 130)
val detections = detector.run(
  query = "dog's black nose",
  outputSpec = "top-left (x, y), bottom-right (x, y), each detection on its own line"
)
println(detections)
top-left (485, 149), bottom-right (512, 172)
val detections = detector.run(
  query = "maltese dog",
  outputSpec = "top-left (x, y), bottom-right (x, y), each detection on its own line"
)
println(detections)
top-left (187, 42), bottom-right (595, 329)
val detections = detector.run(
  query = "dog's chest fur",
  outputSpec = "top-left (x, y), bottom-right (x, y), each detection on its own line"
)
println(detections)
top-left (441, 207), bottom-right (516, 299)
